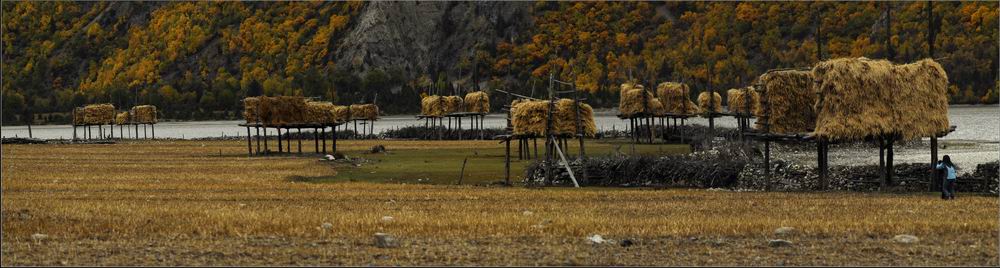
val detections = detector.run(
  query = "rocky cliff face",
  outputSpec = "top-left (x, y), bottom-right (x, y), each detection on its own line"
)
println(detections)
top-left (335, 1), bottom-right (530, 80)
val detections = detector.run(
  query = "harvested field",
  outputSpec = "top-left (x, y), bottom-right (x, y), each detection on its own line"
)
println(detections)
top-left (1, 140), bottom-right (997, 266)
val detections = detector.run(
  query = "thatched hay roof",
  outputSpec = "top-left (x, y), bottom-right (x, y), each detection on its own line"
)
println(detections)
top-left (464, 91), bottom-right (490, 113)
top-left (755, 70), bottom-right (816, 134)
top-left (698, 92), bottom-right (723, 113)
top-left (812, 57), bottom-right (949, 141)
top-left (726, 88), bottom-right (762, 116)
top-left (656, 82), bottom-right (700, 115)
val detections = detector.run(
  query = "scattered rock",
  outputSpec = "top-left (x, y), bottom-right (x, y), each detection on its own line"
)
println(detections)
top-left (374, 233), bottom-right (399, 248)
top-left (381, 216), bottom-right (394, 222)
top-left (893, 234), bottom-right (919, 244)
top-left (321, 222), bottom-right (333, 230)
top-left (31, 233), bottom-right (49, 241)
top-left (369, 145), bottom-right (387, 154)
top-left (768, 239), bottom-right (793, 247)
top-left (774, 227), bottom-right (797, 236)
top-left (620, 239), bottom-right (634, 247)
top-left (587, 234), bottom-right (606, 244)
top-left (522, 210), bottom-right (533, 216)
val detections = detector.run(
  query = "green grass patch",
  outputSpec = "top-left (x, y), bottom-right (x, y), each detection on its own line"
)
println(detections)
top-left (296, 140), bottom-right (690, 185)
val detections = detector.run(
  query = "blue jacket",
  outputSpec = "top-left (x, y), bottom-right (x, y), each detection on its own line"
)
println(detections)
top-left (936, 163), bottom-right (957, 180)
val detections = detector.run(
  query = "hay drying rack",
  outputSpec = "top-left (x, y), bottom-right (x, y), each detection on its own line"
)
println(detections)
top-left (742, 67), bottom-right (957, 191)
top-left (239, 97), bottom-right (380, 157)
top-left (494, 73), bottom-right (590, 187)
top-left (71, 106), bottom-right (158, 141)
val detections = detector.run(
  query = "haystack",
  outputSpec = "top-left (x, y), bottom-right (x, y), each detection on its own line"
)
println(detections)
top-left (243, 97), bottom-right (260, 123)
top-left (115, 112), bottom-right (130, 125)
top-left (464, 91), bottom-right (490, 113)
top-left (512, 99), bottom-right (596, 137)
top-left (82, 104), bottom-right (115, 125)
top-left (656, 82), bottom-right (700, 115)
top-left (812, 57), bottom-right (949, 141)
top-left (755, 70), bottom-right (816, 133)
top-left (72, 107), bottom-right (85, 125)
top-left (332, 105), bottom-right (350, 122)
top-left (697, 91), bottom-right (723, 113)
top-left (421, 95), bottom-right (445, 116)
top-left (305, 101), bottom-right (338, 124)
top-left (350, 104), bottom-right (379, 121)
top-left (130, 105), bottom-right (157, 124)
top-left (264, 96), bottom-right (308, 125)
top-left (619, 83), bottom-right (660, 117)
top-left (726, 88), bottom-right (762, 116)
top-left (442, 96), bottom-right (464, 114)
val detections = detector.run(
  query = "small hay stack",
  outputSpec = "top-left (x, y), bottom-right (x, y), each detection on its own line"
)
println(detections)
top-left (619, 83), bottom-right (659, 117)
top-left (755, 70), bottom-right (816, 133)
top-left (332, 105), bottom-right (350, 123)
top-left (115, 112), bottom-right (130, 125)
top-left (421, 95), bottom-right (445, 116)
top-left (812, 57), bottom-right (949, 141)
top-left (442, 96), bottom-right (464, 114)
top-left (656, 82), bottom-right (700, 115)
top-left (130, 105), bottom-right (157, 124)
top-left (72, 107), bottom-right (85, 125)
top-left (350, 104), bottom-right (379, 121)
top-left (726, 88), bottom-right (762, 116)
top-left (697, 91), bottom-right (723, 113)
top-left (464, 91), bottom-right (490, 113)
top-left (243, 97), bottom-right (260, 123)
top-left (257, 96), bottom-right (308, 126)
top-left (512, 99), bottom-right (596, 137)
top-left (305, 101), bottom-right (338, 124)
top-left (83, 104), bottom-right (115, 125)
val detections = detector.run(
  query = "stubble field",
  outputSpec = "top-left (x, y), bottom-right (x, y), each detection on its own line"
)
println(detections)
top-left (1, 140), bottom-right (997, 266)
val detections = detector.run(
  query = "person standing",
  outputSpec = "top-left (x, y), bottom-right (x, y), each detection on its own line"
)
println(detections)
top-left (935, 155), bottom-right (958, 200)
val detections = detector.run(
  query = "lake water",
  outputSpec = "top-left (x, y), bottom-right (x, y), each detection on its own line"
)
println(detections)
top-left (2, 105), bottom-right (997, 142)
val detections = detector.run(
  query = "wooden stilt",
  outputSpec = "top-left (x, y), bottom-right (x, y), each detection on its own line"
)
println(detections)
top-left (277, 128), bottom-right (283, 153)
top-left (297, 128), bottom-right (303, 154)
top-left (505, 138), bottom-right (511, 185)
top-left (255, 127), bottom-right (261, 154)
top-left (264, 128), bottom-right (269, 155)
top-left (930, 137), bottom-right (939, 191)
top-left (314, 128), bottom-right (319, 153)
top-left (246, 126), bottom-right (253, 157)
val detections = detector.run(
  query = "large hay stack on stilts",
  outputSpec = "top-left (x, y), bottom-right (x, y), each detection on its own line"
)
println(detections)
top-left (305, 101), bottom-right (338, 124)
top-left (697, 91), bottom-right (723, 113)
top-left (130, 105), bottom-right (157, 124)
top-left (464, 91), bottom-right (490, 113)
top-left (72, 107), bottom-right (85, 125)
top-left (350, 104), bottom-right (379, 121)
top-left (115, 112), bottom-right (130, 125)
top-left (243, 97), bottom-right (261, 123)
top-left (332, 105), bottom-right (350, 122)
top-left (243, 96), bottom-right (308, 125)
top-left (512, 99), bottom-right (596, 137)
top-left (755, 70), bottom-right (816, 133)
top-left (656, 82), bottom-right (700, 115)
top-left (618, 83), bottom-right (660, 117)
top-left (421, 95), bottom-right (446, 116)
top-left (82, 104), bottom-right (115, 125)
top-left (811, 57), bottom-right (949, 141)
top-left (726, 88), bottom-right (762, 116)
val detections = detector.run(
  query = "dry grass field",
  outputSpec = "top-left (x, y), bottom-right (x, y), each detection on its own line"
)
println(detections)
top-left (1, 140), bottom-right (997, 266)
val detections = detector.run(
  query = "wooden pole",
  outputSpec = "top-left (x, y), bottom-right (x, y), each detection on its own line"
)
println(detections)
top-left (151, 124), bottom-right (155, 139)
top-left (930, 136), bottom-right (939, 191)
top-left (314, 128), bottom-right (319, 153)
top-left (297, 128), bottom-right (302, 154)
top-left (286, 128), bottom-right (291, 152)
top-left (322, 127), bottom-right (327, 154)
top-left (887, 137), bottom-right (895, 186)
top-left (332, 127), bottom-right (338, 152)
top-left (255, 127), bottom-right (261, 154)
top-left (879, 138), bottom-right (886, 188)
top-left (277, 128), bottom-right (283, 153)
top-left (505, 138), bottom-right (511, 185)
top-left (263, 128), bottom-right (269, 155)
top-left (246, 126), bottom-right (253, 157)
top-left (457, 157), bottom-right (469, 185)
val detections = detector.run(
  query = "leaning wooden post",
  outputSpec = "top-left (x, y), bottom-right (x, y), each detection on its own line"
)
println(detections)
top-left (543, 72), bottom-right (556, 185)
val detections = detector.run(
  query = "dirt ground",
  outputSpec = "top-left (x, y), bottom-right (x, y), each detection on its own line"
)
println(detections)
top-left (2, 140), bottom-right (998, 266)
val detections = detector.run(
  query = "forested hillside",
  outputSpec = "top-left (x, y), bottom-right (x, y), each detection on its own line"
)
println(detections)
top-left (2, 1), bottom-right (997, 124)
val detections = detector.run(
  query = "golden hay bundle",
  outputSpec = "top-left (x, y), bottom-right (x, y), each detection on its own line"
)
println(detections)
top-left (332, 105), bottom-right (350, 122)
top-left (464, 91), bottom-right (490, 113)
top-left (256, 96), bottom-right (308, 125)
top-left (619, 83), bottom-right (660, 117)
top-left (656, 82), bottom-right (700, 115)
top-left (812, 57), bottom-right (949, 141)
top-left (243, 97), bottom-right (260, 123)
top-left (115, 112), bottom-right (130, 125)
top-left (350, 104), bottom-right (379, 120)
top-left (697, 91), bottom-right (723, 113)
top-left (512, 99), bottom-right (596, 137)
top-left (130, 105), bottom-right (157, 124)
top-left (649, 98), bottom-right (666, 116)
top-left (726, 88), bottom-right (762, 116)
top-left (442, 96), bottom-right (464, 114)
top-left (755, 70), bottom-right (817, 134)
top-left (72, 107), bottom-right (85, 125)
top-left (304, 101), bottom-right (338, 124)
top-left (82, 104), bottom-right (115, 125)
top-left (421, 95), bottom-right (445, 116)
